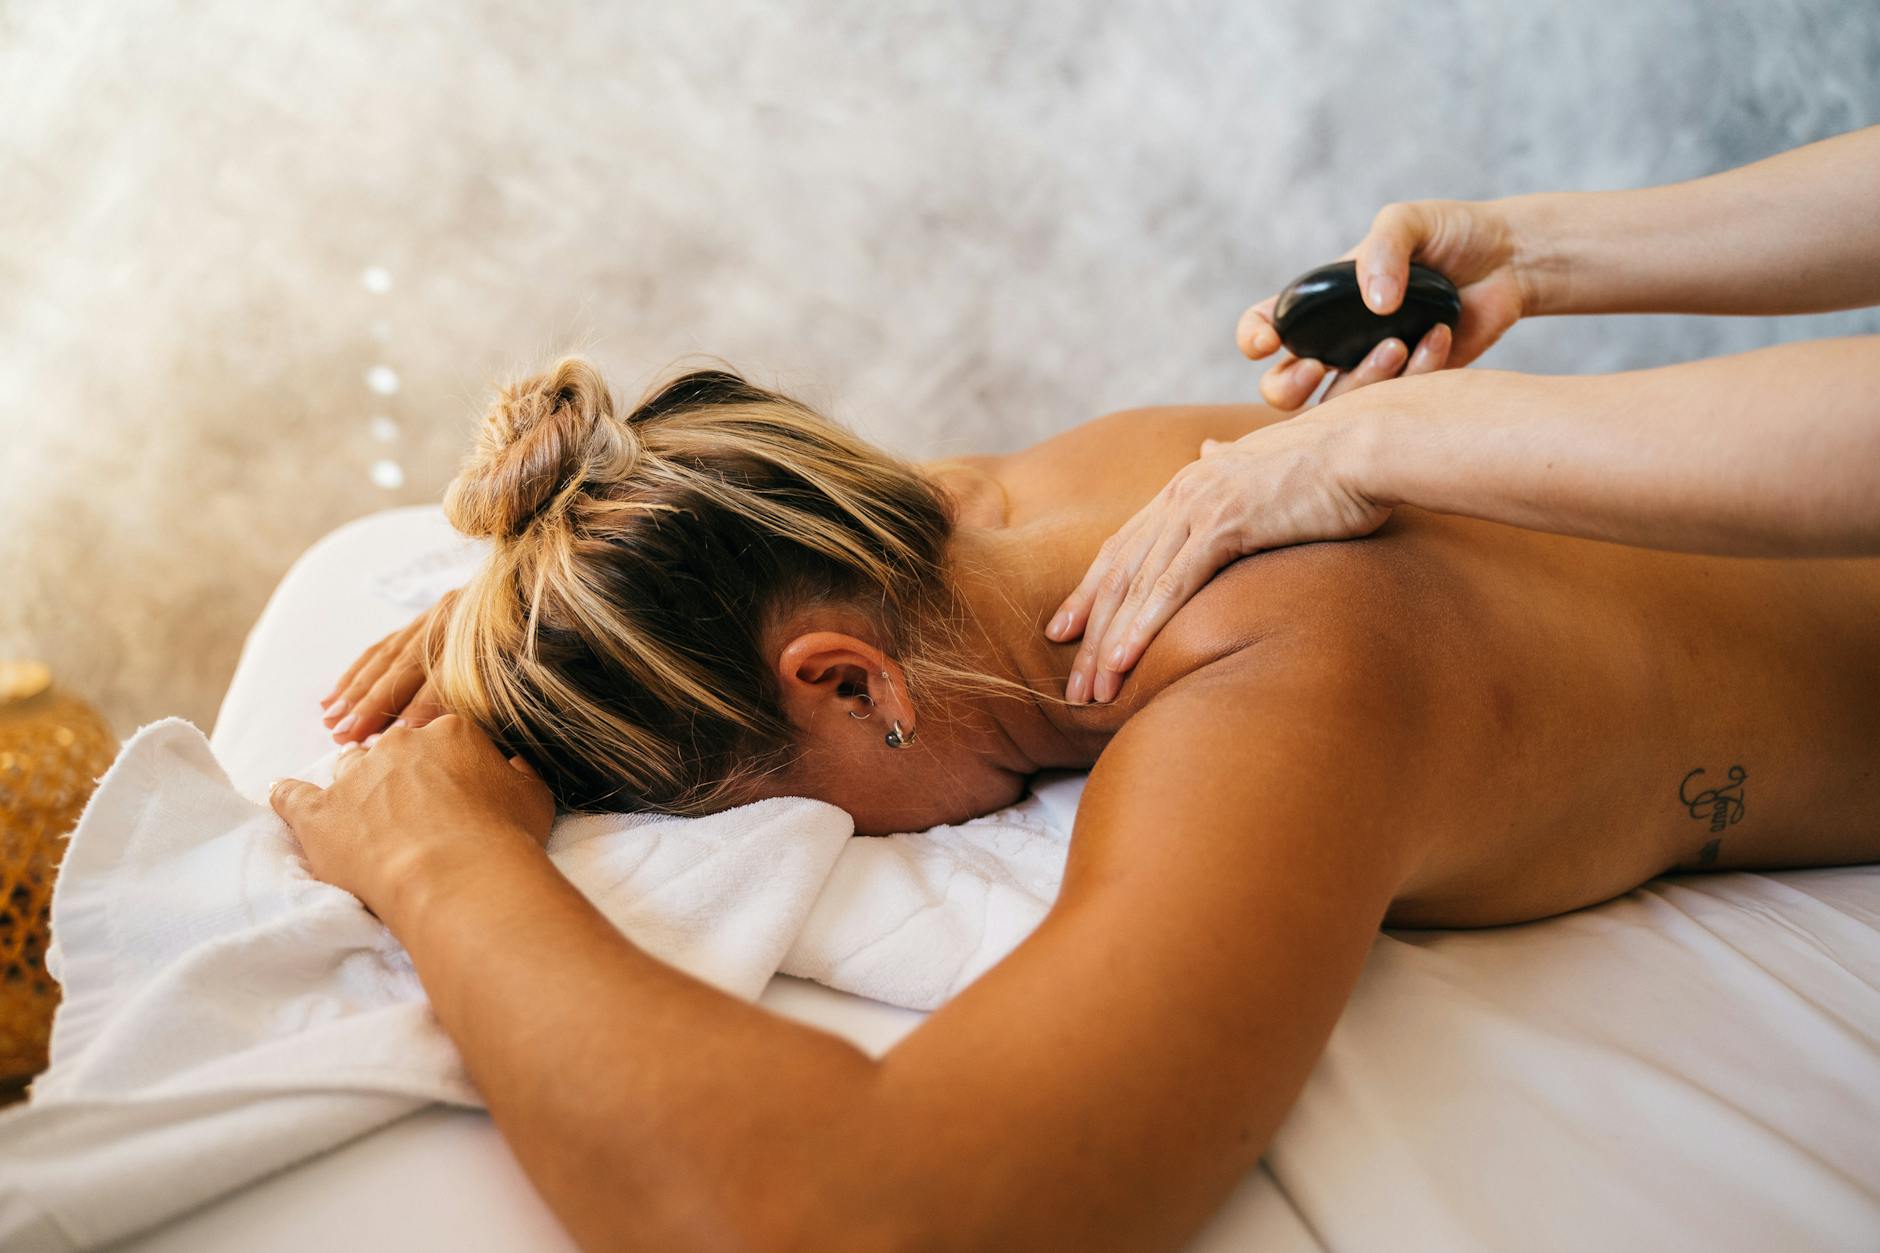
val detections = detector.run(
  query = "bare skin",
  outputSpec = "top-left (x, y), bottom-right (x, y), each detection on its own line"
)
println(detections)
top-left (1059, 127), bottom-right (1880, 703)
top-left (282, 401), bottom-right (1880, 1252)
top-left (941, 402), bottom-right (1880, 915)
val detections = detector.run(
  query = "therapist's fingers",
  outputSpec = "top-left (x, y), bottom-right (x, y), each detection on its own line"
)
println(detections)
top-left (1322, 337), bottom-right (1408, 403)
top-left (1092, 532), bottom-right (1230, 699)
top-left (1090, 519), bottom-right (1192, 704)
top-left (1260, 353), bottom-right (1327, 411)
top-left (1401, 321), bottom-right (1453, 378)
top-left (1046, 512), bottom-right (1145, 646)
top-left (1352, 201), bottom-right (1427, 314)
top-left (1066, 516), bottom-right (1160, 703)
top-left (1236, 296), bottom-right (1283, 359)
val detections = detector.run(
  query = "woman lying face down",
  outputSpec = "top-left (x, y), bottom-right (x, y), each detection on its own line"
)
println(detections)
top-left (334, 346), bottom-right (1880, 919)
top-left (430, 356), bottom-right (1113, 836)
top-left (291, 351), bottom-right (1880, 1251)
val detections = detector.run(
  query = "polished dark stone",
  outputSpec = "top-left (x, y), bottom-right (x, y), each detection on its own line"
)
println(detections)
top-left (1271, 260), bottom-right (1462, 371)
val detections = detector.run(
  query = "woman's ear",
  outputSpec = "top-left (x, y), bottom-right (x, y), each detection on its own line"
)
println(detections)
top-left (775, 631), bottom-right (915, 735)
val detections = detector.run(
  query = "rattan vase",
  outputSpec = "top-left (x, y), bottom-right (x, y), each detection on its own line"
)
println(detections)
top-left (0, 661), bottom-right (116, 1103)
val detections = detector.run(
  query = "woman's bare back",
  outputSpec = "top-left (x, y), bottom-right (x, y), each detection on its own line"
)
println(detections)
top-left (941, 403), bottom-right (1880, 928)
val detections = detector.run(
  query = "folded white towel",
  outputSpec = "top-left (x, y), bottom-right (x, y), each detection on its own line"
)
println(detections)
top-left (781, 771), bottom-right (1081, 1008)
top-left (0, 721), bottom-right (858, 1250)
top-left (0, 718), bottom-right (1078, 1250)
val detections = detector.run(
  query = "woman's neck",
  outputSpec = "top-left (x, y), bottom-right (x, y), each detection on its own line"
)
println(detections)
top-left (945, 521), bottom-right (1120, 773)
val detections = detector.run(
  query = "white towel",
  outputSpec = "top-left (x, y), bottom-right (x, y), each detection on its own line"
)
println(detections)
top-left (781, 770), bottom-right (1081, 1008)
top-left (0, 719), bottom-right (1077, 1251)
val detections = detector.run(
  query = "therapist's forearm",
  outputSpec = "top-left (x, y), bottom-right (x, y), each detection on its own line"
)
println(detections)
top-left (1504, 126), bottom-right (1880, 318)
top-left (381, 841), bottom-right (895, 1252)
top-left (1344, 336), bottom-right (1880, 557)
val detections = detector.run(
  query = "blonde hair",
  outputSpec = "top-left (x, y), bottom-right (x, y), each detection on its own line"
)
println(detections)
top-left (433, 355), bottom-right (962, 815)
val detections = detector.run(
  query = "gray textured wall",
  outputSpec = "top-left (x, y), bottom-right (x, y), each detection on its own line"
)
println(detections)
top-left (3, 0), bottom-right (1877, 733)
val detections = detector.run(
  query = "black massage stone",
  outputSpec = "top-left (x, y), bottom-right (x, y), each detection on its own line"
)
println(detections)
top-left (1271, 260), bottom-right (1462, 371)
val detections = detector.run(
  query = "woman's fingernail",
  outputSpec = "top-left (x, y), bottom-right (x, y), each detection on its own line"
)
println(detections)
top-left (334, 713), bottom-right (357, 734)
top-left (392, 718), bottom-right (407, 728)
top-left (1373, 338), bottom-right (1406, 369)
top-left (323, 698), bottom-right (348, 723)
top-left (340, 741), bottom-right (362, 754)
top-left (364, 733), bottom-right (382, 748)
top-left (1047, 611), bottom-right (1070, 639)
top-left (1367, 279), bottom-right (1393, 310)
top-left (1107, 644), bottom-right (1128, 670)
top-left (1093, 671), bottom-right (1119, 704)
top-left (1065, 670), bottom-right (1089, 704)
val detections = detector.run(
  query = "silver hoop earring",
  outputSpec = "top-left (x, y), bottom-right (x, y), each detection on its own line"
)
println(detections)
top-left (848, 709), bottom-right (872, 721)
top-left (885, 721), bottom-right (917, 749)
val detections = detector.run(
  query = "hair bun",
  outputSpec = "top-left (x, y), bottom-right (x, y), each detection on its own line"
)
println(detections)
top-left (446, 356), bottom-right (638, 541)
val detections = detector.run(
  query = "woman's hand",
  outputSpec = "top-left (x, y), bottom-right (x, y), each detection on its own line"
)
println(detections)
top-left (1049, 412), bottom-right (1389, 704)
top-left (1239, 198), bottom-right (1534, 411)
top-left (270, 715), bottom-right (555, 923)
top-left (322, 590), bottom-right (459, 744)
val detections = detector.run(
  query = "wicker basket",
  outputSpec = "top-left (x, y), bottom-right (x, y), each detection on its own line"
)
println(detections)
top-left (0, 661), bottom-right (116, 1103)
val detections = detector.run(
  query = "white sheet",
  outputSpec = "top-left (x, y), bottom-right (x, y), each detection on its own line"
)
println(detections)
top-left (95, 509), bottom-right (1880, 1251)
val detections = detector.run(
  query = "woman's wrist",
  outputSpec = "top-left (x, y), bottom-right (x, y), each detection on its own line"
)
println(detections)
top-left (377, 824), bottom-right (550, 936)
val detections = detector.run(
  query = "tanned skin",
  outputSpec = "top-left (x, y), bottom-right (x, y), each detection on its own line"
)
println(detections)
top-left (975, 403), bottom-right (1880, 917)
top-left (280, 401), bottom-right (1880, 1252)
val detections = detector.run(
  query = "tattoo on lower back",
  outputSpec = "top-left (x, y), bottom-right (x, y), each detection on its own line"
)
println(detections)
top-left (1678, 765), bottom-right (1746, 866)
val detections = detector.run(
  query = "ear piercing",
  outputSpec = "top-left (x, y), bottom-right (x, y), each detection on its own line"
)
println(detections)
top-left (876, 669), bottom-right (913, 745)
top-left (873, 670), bottom-right (916, 747)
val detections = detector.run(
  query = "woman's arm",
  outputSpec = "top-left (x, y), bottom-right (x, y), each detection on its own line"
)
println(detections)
top-left (273, 656), bottom-right (1420, 1250)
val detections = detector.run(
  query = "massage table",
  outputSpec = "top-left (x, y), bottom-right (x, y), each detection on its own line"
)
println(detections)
top-left (115, 509), bottom-right (1880, 1252)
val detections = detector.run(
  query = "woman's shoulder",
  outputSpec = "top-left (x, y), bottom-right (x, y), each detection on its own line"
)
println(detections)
top-left (934, 405), bottom-right (1291, 531)
top-left (1116, 518), bottom-right (1458, 720)
top-left (923, 456), bottom-right (1011, 528)
top-left (1016, 401), bottom-right (1286, 477)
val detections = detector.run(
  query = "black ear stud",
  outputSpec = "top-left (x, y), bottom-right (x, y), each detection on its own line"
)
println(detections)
top-left (1271, 260), bottom-right (1462, 372)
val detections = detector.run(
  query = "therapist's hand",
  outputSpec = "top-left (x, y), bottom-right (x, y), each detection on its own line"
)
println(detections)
top-left (270, 714), bottom-right (555, 923)
top-left (1240, 198), bottom-right (1533, 410)
top-left (1050, 413), bottom-right (1389, 704)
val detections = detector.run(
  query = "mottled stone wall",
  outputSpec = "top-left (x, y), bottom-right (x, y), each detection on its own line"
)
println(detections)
top-left (2, 0), bottom-right (1876, 732)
